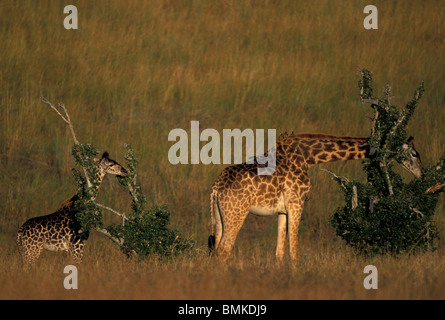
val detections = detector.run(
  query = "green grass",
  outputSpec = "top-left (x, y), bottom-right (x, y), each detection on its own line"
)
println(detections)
top-left (1, 0), bottom-right (444, 299)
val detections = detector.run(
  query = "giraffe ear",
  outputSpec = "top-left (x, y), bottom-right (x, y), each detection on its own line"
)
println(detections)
top-left (101, 151), bottom-right (109, 159)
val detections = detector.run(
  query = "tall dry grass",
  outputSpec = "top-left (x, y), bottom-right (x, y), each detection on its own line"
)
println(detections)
top-left (1, 0), bottom-right (444, 299)
top-left (1, 232), bottom-right (444, 300)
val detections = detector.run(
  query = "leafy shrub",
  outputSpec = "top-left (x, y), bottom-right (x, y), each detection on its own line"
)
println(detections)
top-left (72, 143), bottom-right (194, 259)
top-left (330, 70), bottom-right (442, 255)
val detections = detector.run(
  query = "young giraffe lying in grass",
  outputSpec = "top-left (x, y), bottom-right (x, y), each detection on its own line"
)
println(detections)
top-left (16, 152), bottom-right (128, 266)
top-left (208, 133), bottom-right (423, 264)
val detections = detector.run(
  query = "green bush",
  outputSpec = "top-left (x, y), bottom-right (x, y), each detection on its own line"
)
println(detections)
top-left (72, 143), bottom-right (194, 259)
top-left (107, 204), bottom-right (194, 258)
top-left (330, 70), bottom-right (442, 255)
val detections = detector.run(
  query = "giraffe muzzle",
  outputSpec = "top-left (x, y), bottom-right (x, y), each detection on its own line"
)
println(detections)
top-left (117, 167), bottom-right (129, 178)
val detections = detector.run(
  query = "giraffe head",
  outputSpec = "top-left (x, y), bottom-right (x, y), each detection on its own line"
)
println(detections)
top-left (400, 137), bottom-right (423, 178)
top-left (95, 152), bottom-right (128, 178)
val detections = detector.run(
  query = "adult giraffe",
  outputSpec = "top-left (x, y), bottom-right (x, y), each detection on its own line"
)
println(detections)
top-left (208, 133), bottom-right (423, 264)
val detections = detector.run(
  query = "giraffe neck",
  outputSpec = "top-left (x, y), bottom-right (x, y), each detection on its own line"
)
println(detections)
top-left (283, 134), bottom-right (369, 166)
top-left (60, 166), bottom-right (107, 208)
top-left (91, 168), bottom-right (107, 201)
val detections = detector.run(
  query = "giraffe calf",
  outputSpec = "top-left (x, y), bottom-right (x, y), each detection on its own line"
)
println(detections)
top-left (17, 202), bottom-right (88, 265)
top-left (16, 152), bottom-right (128, 266)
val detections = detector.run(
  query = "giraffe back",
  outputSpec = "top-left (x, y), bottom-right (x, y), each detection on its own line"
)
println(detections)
top-left (17, 203), bottom-right (89, 266)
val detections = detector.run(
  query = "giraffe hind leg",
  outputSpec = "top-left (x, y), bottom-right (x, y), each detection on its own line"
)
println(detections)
top-left (276, 213), bottom-right (288, 264)
top-left (286, 201), bottom-right (305, 265)
top-left (215, 199), bottom-right (250, 262)
top-left (22, 243), bottom-right (43, 267)
top-left (17, 229), bottom-right (43, 267)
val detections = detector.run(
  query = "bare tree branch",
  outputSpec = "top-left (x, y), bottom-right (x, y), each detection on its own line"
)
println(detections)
top-left (96, 203), bottom-right (128, 222)
top-left (321, 169), bottom-right (350, 191)
top-left (380, 160), bottom-right (394, 196)
top-left (40, 97), bottom-right (91, 189)
top-left (40, 97), bottom-right (70, 124)
top-left (58, 102), bottom-right (79, 145)
top-left (370, 107), bottom-right (379, 138)
top-left (361, 98), bottom-right (380, 105)
top-left (369, 197), bottom-right (379, 213)
top-left (94, 227), bottom-right (138, 258)
top-left (95, 227), bottom-right (123, 245)
top-left (411, 207), bottom-right (424, 219)
top-left (40, 97), bottom-right (79, 144)
top-left (352, 185), bottom-right (358, 209)
top-left (127, 179), bottom-right (140, 204)
top-left (425, 183), bottom-right (445, 194)
top-left (384, 84), bottom-right (393, 106)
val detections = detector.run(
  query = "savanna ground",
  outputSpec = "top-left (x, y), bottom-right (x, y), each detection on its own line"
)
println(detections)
top-left (1, 1), bottom-right (444, 300)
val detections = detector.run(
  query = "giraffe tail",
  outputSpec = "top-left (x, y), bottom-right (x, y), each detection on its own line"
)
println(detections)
top-left (208, 189), bottom-right (216, 255)
top-left (208, 235), bottom-right (216, 255)
top-left (16, 227), bottom-right (24, 257)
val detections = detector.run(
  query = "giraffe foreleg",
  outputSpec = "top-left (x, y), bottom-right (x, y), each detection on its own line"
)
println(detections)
top-left (69, 240), bottom-right (85, 264)
top-left (276, 213), bottom-right (288, 264)
top-left (286, 200), bottom-right (305, 266)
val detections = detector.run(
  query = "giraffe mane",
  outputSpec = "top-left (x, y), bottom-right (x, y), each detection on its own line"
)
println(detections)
top-left (280, 132), bottom-right (368, 142)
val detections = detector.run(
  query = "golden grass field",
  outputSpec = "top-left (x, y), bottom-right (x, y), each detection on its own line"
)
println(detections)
top-left (1, 0), bottom-right (444, 300)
